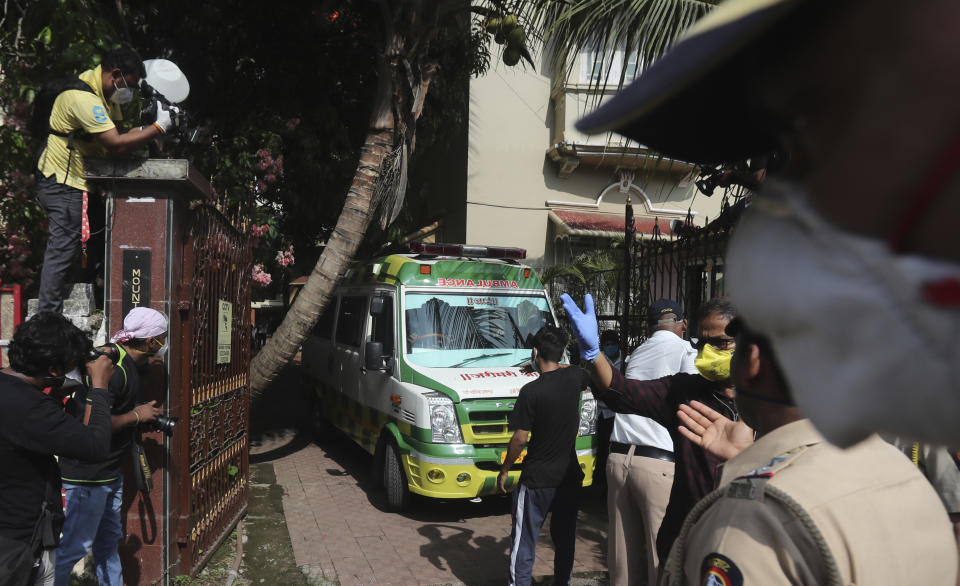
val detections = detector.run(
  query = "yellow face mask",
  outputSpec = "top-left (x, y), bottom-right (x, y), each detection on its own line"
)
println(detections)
top-left (695, 344), bottom-right (733, 382)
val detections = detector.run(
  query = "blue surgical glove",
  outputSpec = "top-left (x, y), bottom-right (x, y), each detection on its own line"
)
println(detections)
top-left (560, 293), bottom-right (600, 361)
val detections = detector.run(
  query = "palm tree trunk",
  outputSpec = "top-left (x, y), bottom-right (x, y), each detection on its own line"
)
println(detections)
top-left (249, 10), bottom-right (401, 395)
top-left (249, 127), bottom-right (394, 394)
top-left (249, 0), bottom-right (441, 395)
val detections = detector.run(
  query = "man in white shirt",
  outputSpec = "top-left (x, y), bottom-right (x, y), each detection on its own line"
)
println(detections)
top-left (610, 299), bottom-right (697, 585)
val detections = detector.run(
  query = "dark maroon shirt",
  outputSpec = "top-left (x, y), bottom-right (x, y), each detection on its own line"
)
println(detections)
top-left (595, 367), bottom-right (739, 559)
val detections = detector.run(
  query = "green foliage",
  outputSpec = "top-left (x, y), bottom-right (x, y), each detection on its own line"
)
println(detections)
top-left (0, 0), bottom-right (113, 289)
top-left (1, 0), bottom-right (485, 297)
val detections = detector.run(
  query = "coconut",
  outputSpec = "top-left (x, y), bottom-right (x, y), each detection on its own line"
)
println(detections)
top-left (484, 17), bottom-right (502, 34)
top-left (503, 14), bottom-right (518, 30)
top-left (495, 31), bottom-right (506, 45)
top-left (503, 46), bottom-right (522, 66)
top-left (507, 27), bottom-right (526, 47)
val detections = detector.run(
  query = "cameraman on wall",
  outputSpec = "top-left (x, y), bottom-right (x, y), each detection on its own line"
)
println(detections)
top-left (54, 307), bottom-right (166, 586)
top-left (0, 312), bottom-right (116, 585)
top-left (34, 46), bottom-right (177, 313)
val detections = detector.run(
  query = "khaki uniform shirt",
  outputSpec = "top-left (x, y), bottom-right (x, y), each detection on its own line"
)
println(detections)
top-left (661, 419), bottom-right (958, 586)
top-left (37, 65), bottom-right (122, 191)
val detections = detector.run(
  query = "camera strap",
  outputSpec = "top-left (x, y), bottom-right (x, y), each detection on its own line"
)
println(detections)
top-left (129, 437), bottom-right (154, 494)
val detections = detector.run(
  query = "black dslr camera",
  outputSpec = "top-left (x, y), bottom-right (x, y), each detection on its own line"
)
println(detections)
top-left (88, 345), bottom-right (120, 363)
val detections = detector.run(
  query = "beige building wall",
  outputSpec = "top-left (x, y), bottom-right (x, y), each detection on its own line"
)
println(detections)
top-left (466, 49), bottom-right (725, 269)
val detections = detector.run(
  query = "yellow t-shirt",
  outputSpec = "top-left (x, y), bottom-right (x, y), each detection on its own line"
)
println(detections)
top-left (36, 65), bottom-right (123, 191)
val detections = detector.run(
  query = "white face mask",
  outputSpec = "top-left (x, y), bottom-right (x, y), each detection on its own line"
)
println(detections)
top-left (110, 75), bottom-right (134, 104)
top-left (153, 338), bottom-right (169, 359)
top-left (725, 180), bottom-right (960, 448)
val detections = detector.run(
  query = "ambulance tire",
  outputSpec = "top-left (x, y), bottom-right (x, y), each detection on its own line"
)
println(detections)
top-left (383, 440), bottom-right (410, 511)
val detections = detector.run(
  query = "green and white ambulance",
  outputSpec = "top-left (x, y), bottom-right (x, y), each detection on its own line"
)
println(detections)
top-left (302, 243), bottom-right (598, 510)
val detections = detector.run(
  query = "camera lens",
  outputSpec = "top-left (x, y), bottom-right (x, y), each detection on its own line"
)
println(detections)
top-left (88, 346), bottom-right (120, 363)
top-left (153, 415), bottom-right (177, 437)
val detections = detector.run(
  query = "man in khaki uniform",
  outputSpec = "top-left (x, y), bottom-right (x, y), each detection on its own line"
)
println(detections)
top-left (575, 0), bottom-right (960, 450)
top-left (661, 318), bottom-right (958, 585)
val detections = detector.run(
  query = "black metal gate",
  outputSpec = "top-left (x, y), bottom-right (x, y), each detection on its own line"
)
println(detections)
top-left (628, 221), bottom-right (731, 339)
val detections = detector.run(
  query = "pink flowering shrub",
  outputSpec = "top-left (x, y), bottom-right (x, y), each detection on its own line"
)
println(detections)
top-left (255, 149), bottom-right (284, 186)
top-left (252, 264), bottom-right (273, 286)
top-left (251, 224), bottom-right (270, 238)
top-left (275, 245), bottom-right (295, 267)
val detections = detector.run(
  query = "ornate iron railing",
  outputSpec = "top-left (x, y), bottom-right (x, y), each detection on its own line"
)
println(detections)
top-left (175, 203), bottom-right (252, 575)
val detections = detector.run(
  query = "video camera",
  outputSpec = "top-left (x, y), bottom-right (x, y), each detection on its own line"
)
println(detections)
top-left (694, 151), bottom-right (786, 197)
top-left (138, 58), bottom-right (199, 146)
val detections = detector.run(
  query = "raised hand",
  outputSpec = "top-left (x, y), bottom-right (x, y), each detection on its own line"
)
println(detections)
top-left (560, 293), bottom-right (600, 361)
top-left (677, 400), bottom-right (754, 461)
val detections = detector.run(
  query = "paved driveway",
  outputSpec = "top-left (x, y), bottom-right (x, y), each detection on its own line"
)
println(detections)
top-left (248, 366), bottom-right (610, 585)
top-left (251, 427), bottom-right (609, 586)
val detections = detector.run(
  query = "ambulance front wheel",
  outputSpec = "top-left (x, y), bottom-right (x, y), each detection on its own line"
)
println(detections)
top-left (383, 440), bottom-right (410, 512)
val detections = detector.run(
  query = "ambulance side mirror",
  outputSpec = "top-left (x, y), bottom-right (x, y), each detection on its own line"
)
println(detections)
top-left (370, 296), bottom-right (385, 316)
top-left (364, 341), bottom-right (391, 373)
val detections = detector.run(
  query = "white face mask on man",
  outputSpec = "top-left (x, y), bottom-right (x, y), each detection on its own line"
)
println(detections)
top-left (725, 180), bottom-right (960, 448)
top-left (110, 73), bottom-right (134, 105)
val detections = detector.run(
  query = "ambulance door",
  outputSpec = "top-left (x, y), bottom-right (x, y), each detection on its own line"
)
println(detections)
top-left (360, 291), bottom-right (398, 427)
top-left (333, 292), bottom-right (368, 442)
top-left (302, 295), bottom-right (338, 387)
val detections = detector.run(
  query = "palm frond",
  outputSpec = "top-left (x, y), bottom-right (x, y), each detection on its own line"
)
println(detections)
top-left (540, 263), bottom-right (586, 285)
top-left (518, 0), bottom-right (720, 102)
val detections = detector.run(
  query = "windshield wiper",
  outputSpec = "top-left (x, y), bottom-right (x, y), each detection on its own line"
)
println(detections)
top-left (450, 352), bottom-right (511, 368)
top-left (512, 358), bottom-right (532, 367)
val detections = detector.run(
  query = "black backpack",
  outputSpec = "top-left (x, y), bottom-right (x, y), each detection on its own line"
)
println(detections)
top-left (29, 77), bottom-right (97, 152)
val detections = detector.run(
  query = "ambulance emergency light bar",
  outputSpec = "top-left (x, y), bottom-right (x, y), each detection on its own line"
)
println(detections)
top-left (410, 242), bottom-right (526, 259)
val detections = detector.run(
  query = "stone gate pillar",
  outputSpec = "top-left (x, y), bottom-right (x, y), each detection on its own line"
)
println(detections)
top-left (86, 159), bottom-right (250, 585)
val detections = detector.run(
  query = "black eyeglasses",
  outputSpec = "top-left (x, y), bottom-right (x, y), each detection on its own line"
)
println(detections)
top-left (694, 336), bottom-right (735, 351)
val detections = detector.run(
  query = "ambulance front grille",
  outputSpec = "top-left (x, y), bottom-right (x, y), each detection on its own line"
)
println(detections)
top-left (471, 424), bottom-right (508, 435)
top-left (400, 408), bottom-right (416, 424)
top-left (468, 411), bottom-right (508, 423)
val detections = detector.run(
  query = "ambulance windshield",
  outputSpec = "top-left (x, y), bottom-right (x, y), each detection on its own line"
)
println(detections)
top-left (404, 292), bottom-right (555, 367)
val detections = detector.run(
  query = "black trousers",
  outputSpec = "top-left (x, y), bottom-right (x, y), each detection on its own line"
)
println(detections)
top-left (508, 482), bottom-right (581, 586)
top-left (37, 176), bottom-right (83, 313)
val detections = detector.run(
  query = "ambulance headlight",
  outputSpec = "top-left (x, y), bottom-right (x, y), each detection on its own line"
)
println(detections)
top-left (578, 393), bottom-right (597, 437)
top-left (426, 392), bottom-right (463, 443)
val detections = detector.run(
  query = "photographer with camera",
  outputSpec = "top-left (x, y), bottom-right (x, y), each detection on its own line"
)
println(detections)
top-left (0, 312), bottom-right (115, 585)
top-left (54, 307), bottom-right (167, 586)
top-left (33, 46), bottom-right (179, 314)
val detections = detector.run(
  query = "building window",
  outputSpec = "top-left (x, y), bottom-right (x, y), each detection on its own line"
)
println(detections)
top-left (578, 48), bottom-right (642, 86)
